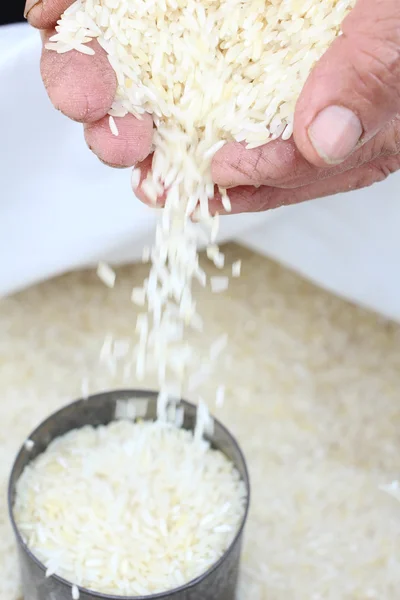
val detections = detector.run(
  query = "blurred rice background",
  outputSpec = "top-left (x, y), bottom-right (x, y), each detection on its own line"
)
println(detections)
top-left (1, 243), bottom-right (400, 599)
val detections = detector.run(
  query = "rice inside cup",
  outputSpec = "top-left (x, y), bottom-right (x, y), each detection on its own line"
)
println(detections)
top-left (10, 391), bottom-right (250, 600)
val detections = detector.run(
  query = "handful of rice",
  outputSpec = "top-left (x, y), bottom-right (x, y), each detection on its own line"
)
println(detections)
top-left (49, 0), bottom-right (355, 392)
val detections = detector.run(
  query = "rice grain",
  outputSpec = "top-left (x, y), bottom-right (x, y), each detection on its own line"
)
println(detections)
top-left (96, 262), bottom-right (116, 289)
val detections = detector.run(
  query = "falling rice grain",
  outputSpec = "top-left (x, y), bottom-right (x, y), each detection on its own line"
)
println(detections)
top-left (211, 276), bottom-right (229, 294)
top-left (97, 262), bottom-right (116, 289)
top-left (232, 260), bottom-right (242, 277)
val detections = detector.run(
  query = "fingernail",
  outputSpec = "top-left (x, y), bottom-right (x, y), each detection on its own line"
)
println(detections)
top-left (308, 105), bottom-right (362, 164)
top-left (24, 0), bottom-right (41, 18)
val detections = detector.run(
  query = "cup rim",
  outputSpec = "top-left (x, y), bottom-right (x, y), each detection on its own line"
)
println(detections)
top-left (8, 388), bottom-right (251, 600)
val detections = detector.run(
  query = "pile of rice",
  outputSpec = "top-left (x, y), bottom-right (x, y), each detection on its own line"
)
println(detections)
top-left (48, 0), bottom-right (355, 392)
top-left (14, 418), bottom-right (247, 596)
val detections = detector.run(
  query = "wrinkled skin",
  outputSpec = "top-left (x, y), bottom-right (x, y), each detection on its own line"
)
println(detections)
top-left (26, 0), bottom-right (400, 213)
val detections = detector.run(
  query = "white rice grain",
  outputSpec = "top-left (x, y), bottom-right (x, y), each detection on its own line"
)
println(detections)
top-left (24, 439), bottom-right (34, 452)
top-left (131, 287), bottom-right (146, 306)
top-left (211, 276), bottom-right (229, 294)
top-left (232, 260), bottom-right (242, 277)
top-left (219, 188), bottom-right (232, 213)
top-left (96, 262), bottom-right (116, 289)
top-left (109, 116), bottom-right (119, 136)
top-left (131, 167), bottom-right (142, 190)
top-left (216, 385), bottom-right (225, 408)
top-left (81, 377), bottom-right (89, 400)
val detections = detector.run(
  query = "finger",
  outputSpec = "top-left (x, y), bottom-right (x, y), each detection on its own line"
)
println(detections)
top-left (25, 0), bottom-right (74, 28)
top-left (209, 154), bottom-right (400, 214)
top-left (41, 32), bottom-right (117, 123)
top-left (294, 0), bottom-right (400, 167)
top-left (212, 138), bottom-right (308, 188)
top-left (212, 119), bottom-right (400, 188)
top-left (85, 114), bottom-right (153, 168)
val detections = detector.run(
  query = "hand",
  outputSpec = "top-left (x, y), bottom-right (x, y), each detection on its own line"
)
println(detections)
top-left (211, 0), bottom-right (400, 214)
top-left (27, 0), bottom-right (400, 213)
top-left (25, 0), bottom-right (153, 168)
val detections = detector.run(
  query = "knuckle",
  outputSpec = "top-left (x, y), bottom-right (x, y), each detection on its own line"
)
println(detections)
top-left (381, 118), bottom-right (400, 156)
top-left (347, 33), bottom-right (400, 109)
top-left (250, 186), bottom-right (294, 212)
top-left (233, 147), bottom-right (274, 184)
top-left (241, 142), bottom-right (311, 185)
top-left (238, 185), bottom-right (264, 211)
top-left (356, 120), bottom-right (400, 165)
top-left (232, 185), bottom-right (271, 212)
top-left (355, 166), bottom-right (383, 189)
top-left (359, 157), bottom-right (400, 189)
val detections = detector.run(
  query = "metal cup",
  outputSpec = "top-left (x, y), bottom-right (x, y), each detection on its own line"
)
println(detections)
top-left (8, 389), bottom-right (250, 600)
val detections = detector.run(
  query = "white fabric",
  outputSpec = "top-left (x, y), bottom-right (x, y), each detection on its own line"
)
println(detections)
top-left (1, 23), bottom-right (400, 321)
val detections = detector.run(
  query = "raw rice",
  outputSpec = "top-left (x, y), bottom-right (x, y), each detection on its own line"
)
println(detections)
top-left (131, 287), bottom-right (146, 306)
top-left (216, 385), bottom-right (225, 408)
top-left (232, 261), bottom-right (242, 278)
top-left (131, 167), bottom-right (141, 190)
top-left (207, 245), bottom-right (225, 269)
top-left (45, 565), bottom-right (57, 578)
top-left (80, 376), bottom-right (89, 399)
top-left (4, 241), bottom-right (400, 600)
top-left (211, 276), bottom-right (229, 294)
top-left (108, 115), bottom-right (119, 137)
top-left (14, 418), bottom-right (246, 596)
top-left (220, 188), bottom-right (232, 213)
top-left (96, 262), bottom-right (116, 289)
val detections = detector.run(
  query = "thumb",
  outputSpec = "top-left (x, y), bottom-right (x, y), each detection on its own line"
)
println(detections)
top-left (294, 0), bottom-right (400, 167)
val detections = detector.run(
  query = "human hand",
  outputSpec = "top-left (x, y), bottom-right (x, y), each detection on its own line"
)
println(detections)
top-left (211, 0), bottom-right (400, 213)
top-left (27, 0), bottom-right (400, 214)
top-left (25, 0), bottom-right (153, 168)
